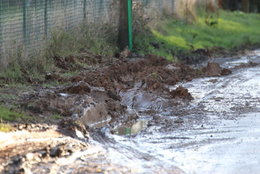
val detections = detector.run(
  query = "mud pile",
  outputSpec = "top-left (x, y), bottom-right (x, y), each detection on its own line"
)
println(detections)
top-left (0, 54), bottom-right (237, 174)
top-left (170, 86), bottom-right (194, 100)
top-left (22, 81), bottom-right (130, 130)
top-left (69, 55), bottom-right (200, 92)
top-left (202, 62), bottom-right (232, 76)
top-left (20, 55), bottom-right (232, 131)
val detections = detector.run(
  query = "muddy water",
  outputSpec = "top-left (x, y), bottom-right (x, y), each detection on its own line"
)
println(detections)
top-left (92, 50), bottom-right (260, 174)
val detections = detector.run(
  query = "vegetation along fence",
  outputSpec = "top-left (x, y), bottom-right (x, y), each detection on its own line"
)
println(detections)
top-left (0, 0), bottom-right (175, 66)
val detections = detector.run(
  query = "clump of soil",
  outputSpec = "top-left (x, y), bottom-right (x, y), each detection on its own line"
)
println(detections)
top-left (202, 62), bottom-right (232, 76)
top-left (170, 86), bottom-right (194, 100)
top-left (61, 81), bottom-right (91, 94)
top-left (22, 86), bottom-right (128, 128)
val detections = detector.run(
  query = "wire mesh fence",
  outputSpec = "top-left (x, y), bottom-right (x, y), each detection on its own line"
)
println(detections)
top-left (0, 0), bottom-right (175, 65)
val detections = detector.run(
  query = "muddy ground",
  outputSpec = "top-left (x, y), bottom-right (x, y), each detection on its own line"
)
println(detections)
top-left (0, 49), bottom-right (259, 173)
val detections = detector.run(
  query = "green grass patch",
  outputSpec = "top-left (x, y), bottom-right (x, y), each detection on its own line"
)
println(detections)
top-left (0, 105), bottom-right (32, 122)
top-left (134, 11), bottom-right (260, 60)
top-left (50, 114), bottom-right (63, 120)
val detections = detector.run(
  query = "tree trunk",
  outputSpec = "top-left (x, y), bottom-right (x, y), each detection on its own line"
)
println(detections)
top-left (256, 0), bottom-right (260, 12)
top-left (118, 0), bottom-right (129, 50)
top-left (242, 0), bottom-right (250, 12)
top-left (222, 0), bottom-right (229, 10)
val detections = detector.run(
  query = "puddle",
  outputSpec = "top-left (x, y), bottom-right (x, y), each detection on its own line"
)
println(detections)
top-left (113, 119), bottom-right (149, 135)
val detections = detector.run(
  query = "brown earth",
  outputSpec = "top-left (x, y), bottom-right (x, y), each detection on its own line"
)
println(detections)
top-left (17, 55), bottom-right (234, 126)
top-left (0, 54), bottom-right (237, 173)
top-left (202, 62), bottom-right (232, 76)
top-left (170, 86), bottom-right (194, 100)
top-left (1, 55), bottom-right (234, 129)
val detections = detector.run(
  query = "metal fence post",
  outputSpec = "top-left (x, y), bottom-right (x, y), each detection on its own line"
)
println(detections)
top-left (118, 0), bottom-right (133, 50)
top-left (44, 0), bottom-right (48, 38)
top-left (127, 0), bottom-right (133, 50)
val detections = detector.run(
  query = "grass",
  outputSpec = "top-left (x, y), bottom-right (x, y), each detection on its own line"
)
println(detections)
top-left (134, 10), bottom-right (260, 60)
top-left (47, 24), bottom-right (118, 59)
top-left (0, 105), bottom-right (32, 122)
top-left (50, 114), bottom-right (63, 120)
top-left (0, 23), bottom-right (118, 83)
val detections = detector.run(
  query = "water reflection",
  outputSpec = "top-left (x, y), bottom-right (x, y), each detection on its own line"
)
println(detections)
top-left (114, 120), bottom-right (148, 135)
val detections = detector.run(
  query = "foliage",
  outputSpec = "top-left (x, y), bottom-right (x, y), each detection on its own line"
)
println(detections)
top-left (0, 105), bottom-right (32, 122)
top-left (47, 24), bottom-right (118, 58)
top-left (134, 10), bottom-right (260, 60)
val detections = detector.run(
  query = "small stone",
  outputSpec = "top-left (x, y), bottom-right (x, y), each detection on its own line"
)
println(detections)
top-left (107, 90), bottom-right (121, 101)
top-left (50, 146), bottom-right (63, 158)
top-left (174, 118), bottom-right (184, 124)
top-left (12, 156), bottom-right (22, 165)
top-left (38, 150), bottom-right (48, 158)
top-left (25, 153), bottom-right (34, 161)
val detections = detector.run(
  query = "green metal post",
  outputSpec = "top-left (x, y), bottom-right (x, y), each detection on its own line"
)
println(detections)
top-left (127, 0), bottom-right (133, 50)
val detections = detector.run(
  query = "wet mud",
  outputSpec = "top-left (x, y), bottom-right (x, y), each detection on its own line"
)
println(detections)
top-left (1, 50), bottom-right (260, 173)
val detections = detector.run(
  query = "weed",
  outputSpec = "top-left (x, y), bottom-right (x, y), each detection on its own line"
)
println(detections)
top-left (50, 114), bottom-right (63, 120)
top-left (0, 22), bottom-right (118, 83)
top-left (0, 105), bottom-right (32, 122)
top-left (47, 24), bottom-right (118, 59)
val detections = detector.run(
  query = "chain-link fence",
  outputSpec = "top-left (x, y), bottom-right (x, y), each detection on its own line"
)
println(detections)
top-left (0, 0), bottom-right (176, 66)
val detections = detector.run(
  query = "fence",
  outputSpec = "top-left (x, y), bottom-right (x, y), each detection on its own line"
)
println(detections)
top-left (0, 0), bottom-right (176, 67)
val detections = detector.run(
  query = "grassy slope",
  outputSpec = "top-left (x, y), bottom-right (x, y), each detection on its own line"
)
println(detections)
top-left (134, 11), bottom-right (260, 60)
top-left (0, 105), bottom-right (32, 122)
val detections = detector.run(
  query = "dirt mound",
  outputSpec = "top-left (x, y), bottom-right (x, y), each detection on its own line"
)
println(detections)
top-left (202, 62), bottom-right (232, 76)
top-left (69, 55), bottom-right (202, 93)
top-left (170, 86), bottom-right (194, 100)
top-left (20, 56), bottom-right (233, 129)
top-left (21, 84), bottom-right (129, 129)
